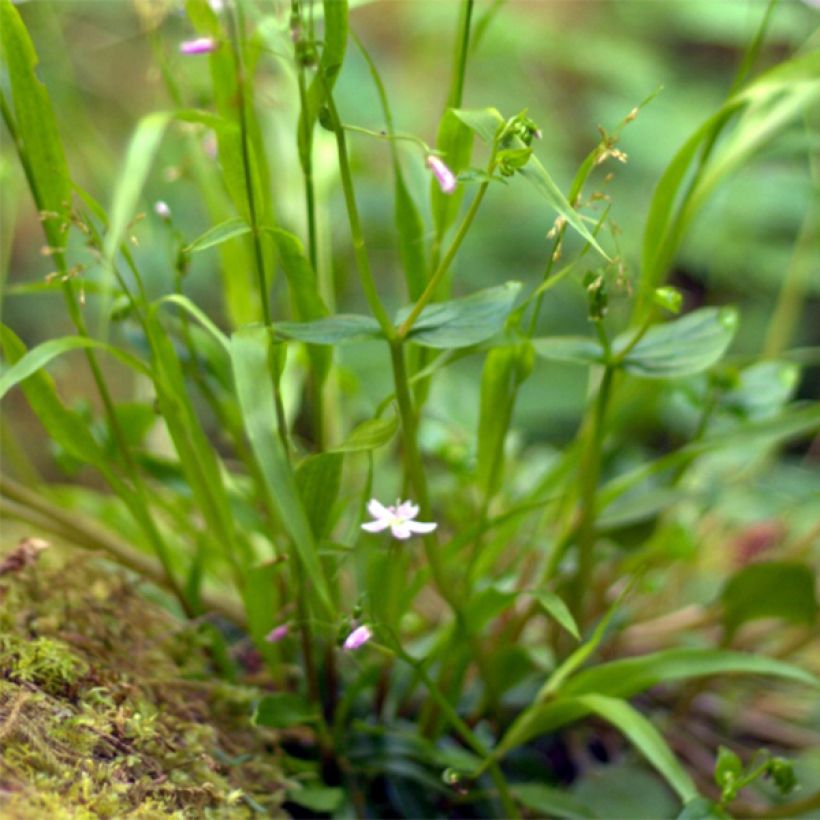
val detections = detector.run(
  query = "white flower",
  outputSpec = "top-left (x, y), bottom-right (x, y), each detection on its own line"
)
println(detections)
top-left (153, 200), bottom-right (171, 221)
top-left (361, 498), bottom-right (437, 540)
top-left (343, 624), bottom-right (373, 651)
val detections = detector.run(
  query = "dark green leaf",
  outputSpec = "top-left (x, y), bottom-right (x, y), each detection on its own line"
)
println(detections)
top-left (253, 692), bottom-right (317, 728)
top-left (574, 695), bottom-right (699, 803)
top-left (230, 326), bottom-right (333, 614)
top-left (532, 336), bottom-right (604, 367)
top-left (619, 307), bottom-right (738, 379)
top-left (296, 453), bottom-right (343, 540)
top-left (398, 282), bottom-right (522, 349)
top-left (274, 315), bottom-right (382, 345)
top-left (721, 562), bottom-right (817, 635)
top-left (511, 784), bottom-right (594, 818)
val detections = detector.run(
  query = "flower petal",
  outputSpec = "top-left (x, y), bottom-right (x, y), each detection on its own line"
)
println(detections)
top-left (426, 155), bottom-right (457, 195)
top-left (407, 520), bottom-right (437, 534)
top-left (396, 501), bottom-right (419, 519)
top-left (367, 498), bottom-right (391, 520)
top-left (390, 522), bottom-right (413, 540)
top-left (362, 518), bottom-right (391, 533)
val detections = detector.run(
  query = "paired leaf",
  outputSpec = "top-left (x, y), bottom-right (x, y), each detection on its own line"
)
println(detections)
top-left (274, 314), bottom-right (382, 346)
top-left (618, 307), bottom-right (738, 379)
top-left (399, 282), bottom-right (522, 349)
top-left (452, 107), bottom-right (504, 144)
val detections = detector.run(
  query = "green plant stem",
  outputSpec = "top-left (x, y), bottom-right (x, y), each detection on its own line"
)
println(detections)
top-left (322, 88), bottom-right (395, 339)
top-left (226, 5), bottom-right (291, 459)
top-left (449, 0), bottom-right (475, 109)
top-left (570, 359), bottom-right (614, 623)
top-left (388, 342), bottom-right (456, 610)
top-left (397, 181), bottom-right (489, 340)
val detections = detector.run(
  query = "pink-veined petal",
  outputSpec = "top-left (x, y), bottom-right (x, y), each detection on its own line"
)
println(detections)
top-left (362, 518), bottom-right (391, 533)
top-left (407, 520), bottom-right (437, 534)
top-left (367, 498), bottom-right (391, 520)
top-left (390, 522), bottom-right (413, 540)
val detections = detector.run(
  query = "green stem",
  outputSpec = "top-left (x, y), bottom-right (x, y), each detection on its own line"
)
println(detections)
top-left (322, 87), bottom-right (395, 339)
top-left (397, 181), bottom-right (488, 339)
top-left (570, 362), bottom-right (614, 623)
top-left (448, 0), bottom-right (475, 109)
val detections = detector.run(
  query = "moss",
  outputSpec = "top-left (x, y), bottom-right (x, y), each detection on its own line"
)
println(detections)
top-left (0, 541), bottom-right (287, 818)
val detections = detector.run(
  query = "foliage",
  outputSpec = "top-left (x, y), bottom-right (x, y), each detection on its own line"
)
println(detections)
top-left (1, 0), bottom-right (818, 817)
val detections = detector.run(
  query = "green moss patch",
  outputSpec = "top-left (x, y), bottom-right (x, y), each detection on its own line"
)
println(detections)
top-left (0, 539), bottom-right (286, 818)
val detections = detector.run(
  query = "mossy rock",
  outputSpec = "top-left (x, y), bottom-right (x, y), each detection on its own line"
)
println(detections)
top-left (0, 538), bottom-right (287, 818)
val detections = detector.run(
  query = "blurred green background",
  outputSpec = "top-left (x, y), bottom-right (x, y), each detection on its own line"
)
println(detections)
top-left (3, 0), bottom-right (818, 468)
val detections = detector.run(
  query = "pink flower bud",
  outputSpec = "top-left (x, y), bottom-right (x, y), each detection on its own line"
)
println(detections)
top-left (180, 37), bottom-right (217, 56)
top-left (264, 624), bottom-right (289, 643)
top-left (343, 624), bottom-right (372, 651)
top-left (426, 155), bottom-right (457, 195)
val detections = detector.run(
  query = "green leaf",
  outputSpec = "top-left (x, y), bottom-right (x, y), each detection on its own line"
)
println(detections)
top-left (677, 798), bottom-right (731, 820)
top-left (561, 647), bottom-right (819, 699)
top-left (451, 107), bottom-right (504, 144)
top-left (333, 415), bottom-right (398, 453)
top-left (721, 361), bottom-right (800, 420)
top-left (518, 158), bottom-right (608, 260)
top-left (721, 562), bottom-right (817, 635)
top-left (574, 695), bottom-right (698, 804)
top-left (640, 50), bottom-right (820, 313)
top-left (476, 347), bottom-right (520, 498)
top-left (253, 692), bottom-right (317, 728)
top-left (0, 0), bottom-right (72, 250)
top-left (532, 336), bottom-right (604, 367)
top-left (103, 111), bottom-right (173, 262)
top-left (183, 217), bottom-right (250, 253)
top-left (532, 590), bottom-right (580, 641)
top-left (431, 109), bottom-right (474, 237)
top-left (511, 784), bottom-right (594, 818)
top-left (714, 746), bottom-right (742, 792)
top-left (286, 786), bottom-right (345, 813)
top-left (619, 307), bottom-right (738, 379)
top-left (144, 308), bottom-right (243, 568)
top-left (398, 282), bottom-right (522, 349)
top-left (0, 334), bottom-right (150, 401)
top-left (154, 294), bottom-right (231, 355)
top-left (297, 0), bottom-right (348, 166)
top-left (274, 315), bottom-right (382, 346)
top-left (230, 325), bottom-right (333, 614)
top-left (296, 452), bottom-right (343, 540)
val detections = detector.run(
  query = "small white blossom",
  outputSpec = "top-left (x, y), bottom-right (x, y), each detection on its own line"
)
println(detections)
top-left (361, 498), bottom-right (437, 540)
top-left (343, 624), bottom-right (373, 651)
top-left (153, 200), bottom-right (171, 221)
